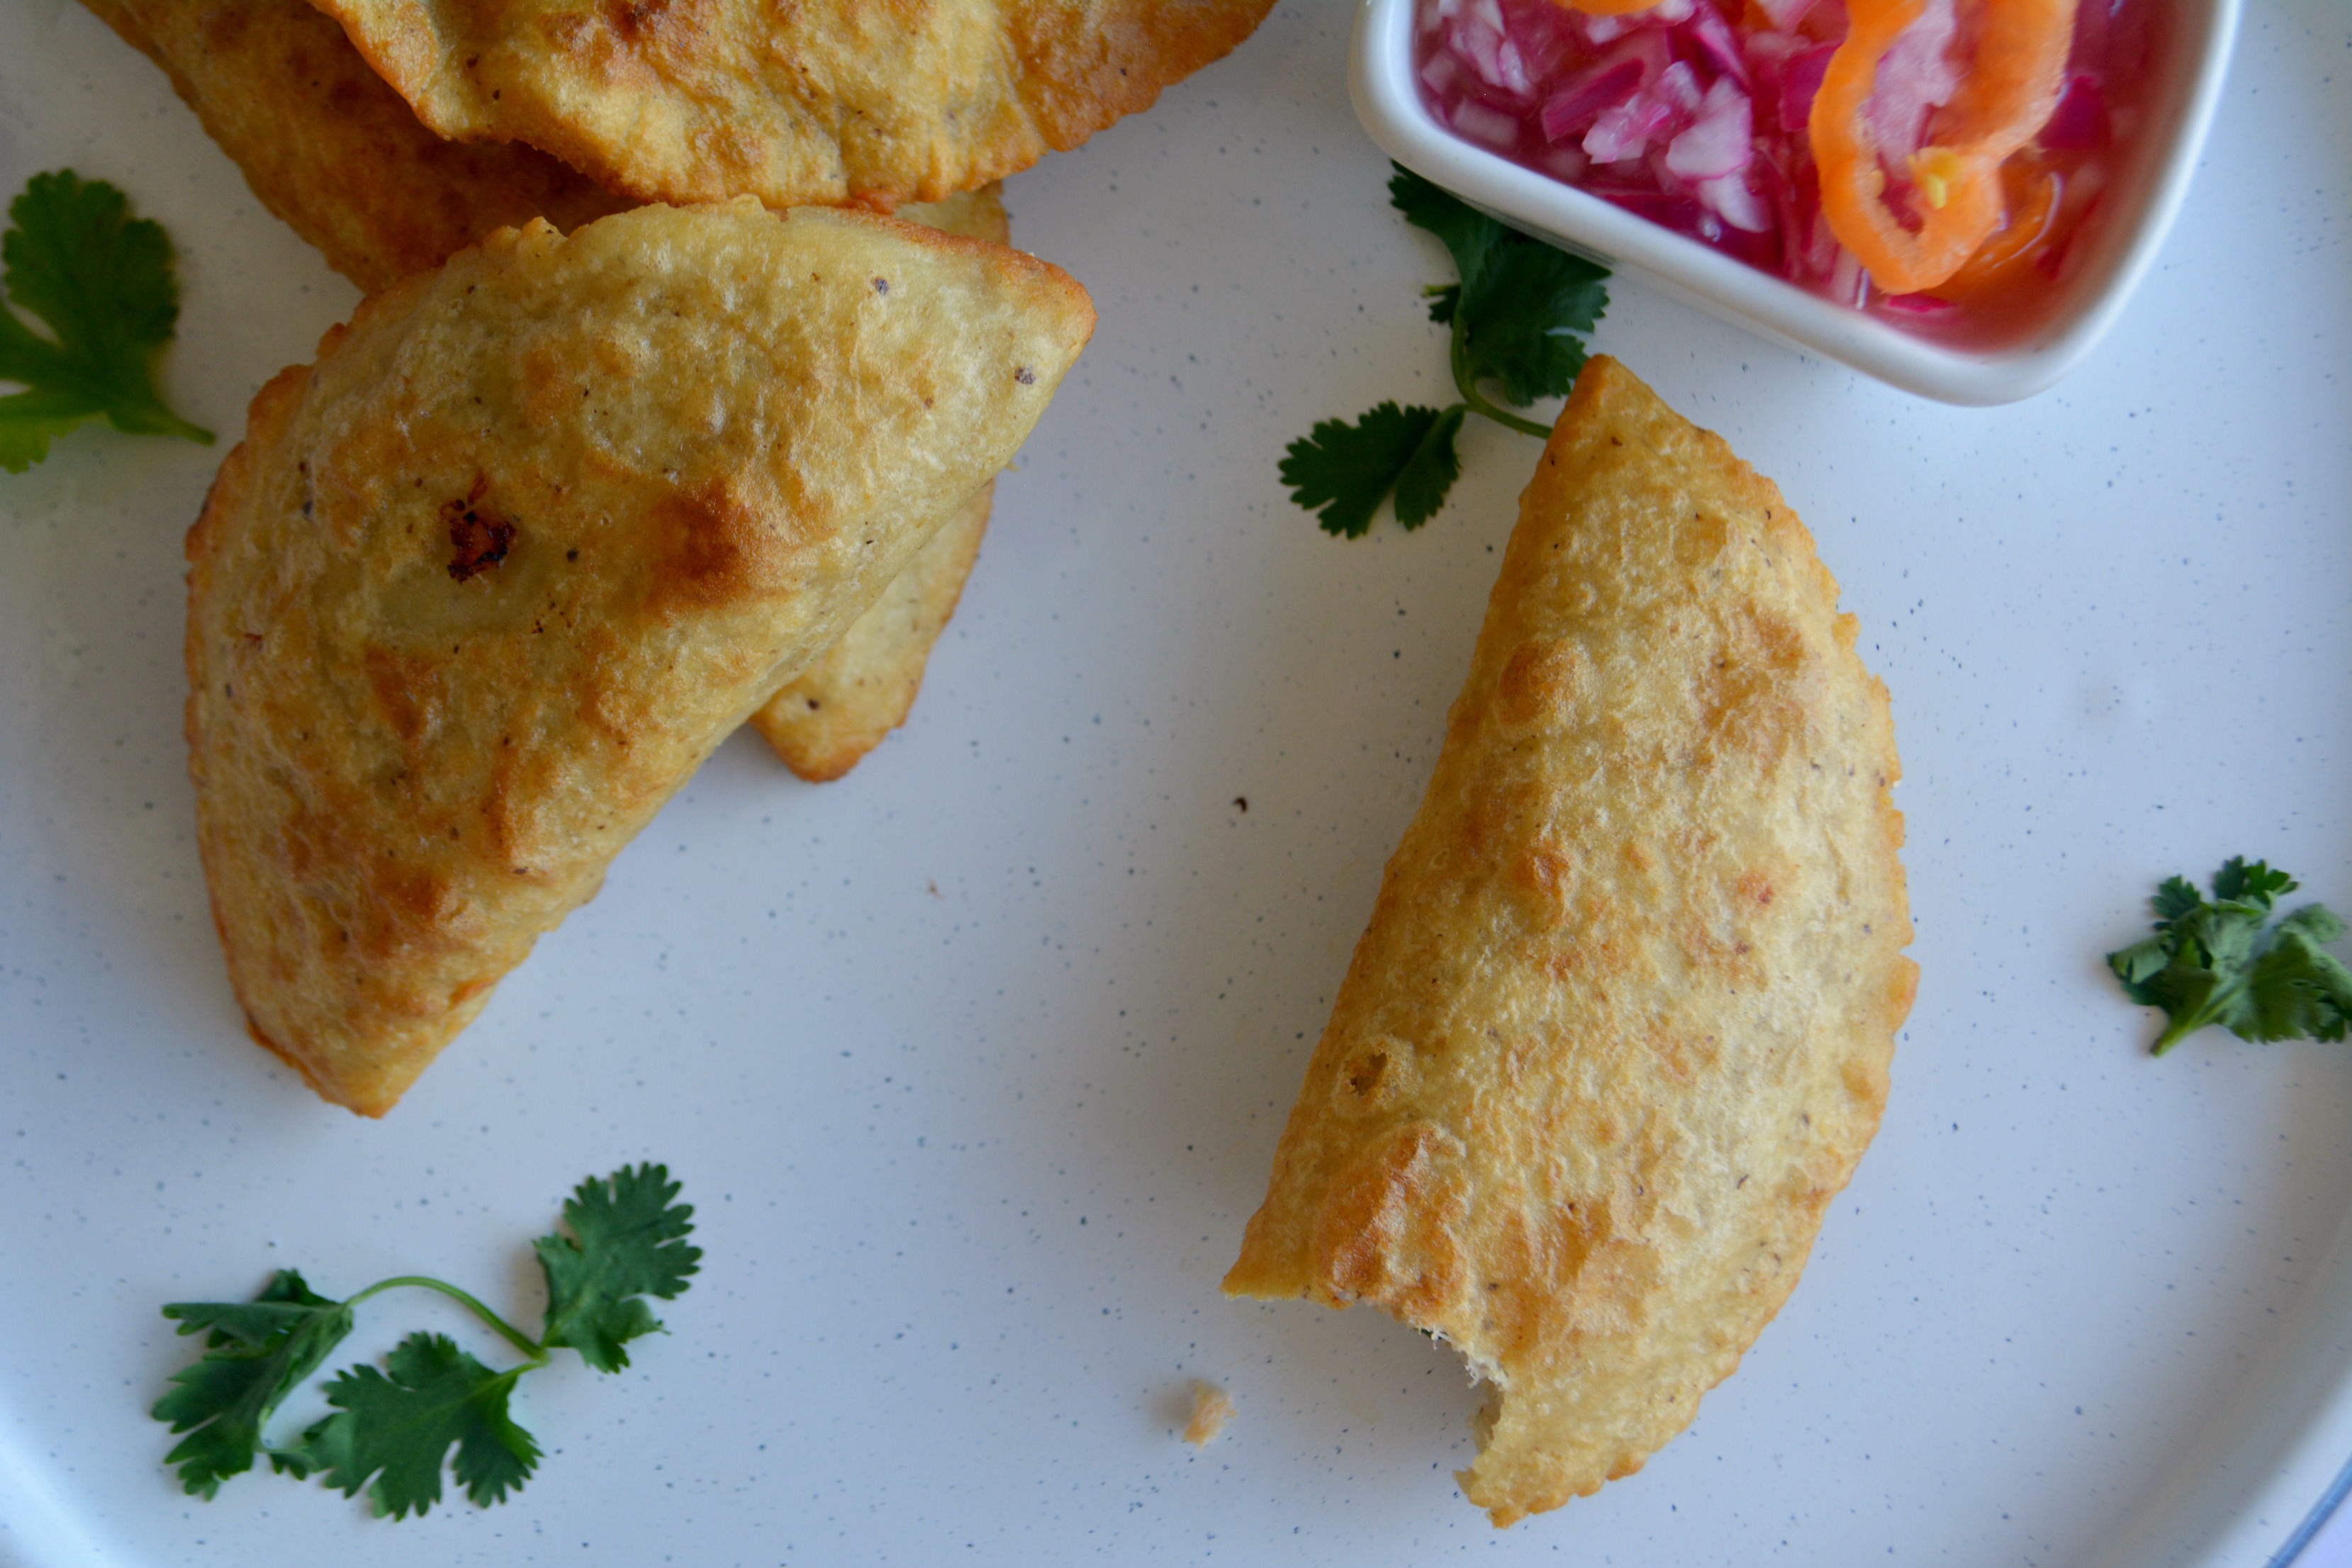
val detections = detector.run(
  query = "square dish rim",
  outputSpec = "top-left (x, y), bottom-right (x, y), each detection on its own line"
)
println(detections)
top-left (1348, 0), bottom-right (2242, 405)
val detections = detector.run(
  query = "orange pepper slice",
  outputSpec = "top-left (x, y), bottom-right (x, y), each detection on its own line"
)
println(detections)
top-left (1938, 160), bottom-right (2060, 295)
top-left (1555, 0), bottom-right (1668, 15)
top-left (1810, 0), bottom-right (2075, 295)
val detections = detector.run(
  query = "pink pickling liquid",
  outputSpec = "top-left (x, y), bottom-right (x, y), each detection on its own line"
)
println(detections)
top-left (1413, 0), bottom-right (2156, 334)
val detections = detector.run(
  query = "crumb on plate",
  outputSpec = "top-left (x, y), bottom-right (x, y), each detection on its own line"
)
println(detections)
top-left (1182, 1381), bottom-right (1233, 1447)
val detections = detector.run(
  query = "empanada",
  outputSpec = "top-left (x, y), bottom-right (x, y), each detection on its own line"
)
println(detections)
top-left (308, 0), bottom-right (1277, 211)
top-left (1223, 358), bottom-right (1913, 1526)
top-left (186, 201), bottom-right (1094, 1115)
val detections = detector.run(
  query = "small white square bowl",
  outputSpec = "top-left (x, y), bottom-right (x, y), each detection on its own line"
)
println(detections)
top-left (1350, 0), bottom-right (2241, 405)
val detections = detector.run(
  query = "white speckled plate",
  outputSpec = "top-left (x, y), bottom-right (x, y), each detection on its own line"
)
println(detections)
top-left (2, 4), bottom-right (2349, 1565)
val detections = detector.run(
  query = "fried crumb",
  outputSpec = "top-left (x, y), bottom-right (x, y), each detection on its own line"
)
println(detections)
top-left (1182, 1381), bottom-right (1233, 1447)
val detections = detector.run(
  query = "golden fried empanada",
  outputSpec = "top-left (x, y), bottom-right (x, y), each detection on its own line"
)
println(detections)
top-left (86, 0), bottom-right (1022, 783)
top-left (186, 201), bottom-right (1094, 1115)
top-left (308, 0), bottom-right (1276, 211)
top-left (1223, 358), bottom-right (1913, 1526)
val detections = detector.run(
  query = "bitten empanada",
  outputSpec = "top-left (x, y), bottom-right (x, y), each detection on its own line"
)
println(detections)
top-left (308, 0), bottom-right (1275, 211)
top-left (1224, 358), bottom-right (1913, 1526)
top-left (185, 201), bottom-right (1093, 1115)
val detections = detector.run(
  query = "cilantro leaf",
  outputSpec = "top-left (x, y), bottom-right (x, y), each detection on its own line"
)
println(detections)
top-left (1392, 164), bottom-right (1609, 406)
top-left (1285, 167), bottom-right (1608, 537)
top-left (152, 1270), bottom-right (354, 1498)
top-left (2149, 873), bottom-right (2204, 924)
top-left (1281, 402), bottom-right (1462, 537)
top-left (1455, 242), bottom-right (1608, 405)
top-left (2247, 905), bottom-right (2352, 1042)
top-left (535, 1163), bottom-right (701, 1372)
top-left (154, 1163), bottom-right (697, 1519)
top-left (1391, 405), bottom-right (1467, 527)
top-left (1390, 167), bottom-right (1504, 301)
top-left (301, 1333), bottom-right (540, 1518)
top-left (2107, 859), bottom-right (2352, 1054)
top-left (2212, 854), bottom-right (2296, 908)
top-left (0, 170), bottom-right (211, 472)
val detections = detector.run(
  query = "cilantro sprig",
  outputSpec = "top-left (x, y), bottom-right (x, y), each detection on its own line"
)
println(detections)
top-left (2107, 858), bottom-right (2352, 1055)
top-left (1281, 166), bottom-right (1608, 537)
top-left (0, 170), bottom-right (212, 473)
top-left (153, 1163), bottom-right (698, 1518)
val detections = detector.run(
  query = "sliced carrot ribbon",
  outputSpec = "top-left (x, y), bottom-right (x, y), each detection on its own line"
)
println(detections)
top-left (1809, 0), bottom-right (2075, 295)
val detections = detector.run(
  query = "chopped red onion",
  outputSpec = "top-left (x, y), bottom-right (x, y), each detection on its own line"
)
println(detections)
top-left (1776, 44), bottom-right (1837, 135)
top-left (1453, 98), bottom-right (1523, 148)
top-left (1421, 50), bottom-right (1460, 100)
top-left (1585, 61), bottom-right (1701, 164)
top-left (1684, 1), bottom-right (1750, 86)
top-left (1657, 59), bottom-right (1703, 116)
top-left (1540, 59), bottom-right (1647, 142)
top-left (2042, 72), bottom-right (2110, 149)
top-left (1666, 77), bottom-right (1754, 182)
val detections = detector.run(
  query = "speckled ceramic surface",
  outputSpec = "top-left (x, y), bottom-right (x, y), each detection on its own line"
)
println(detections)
top-left (1, 4), bottom-right (2348, 1566)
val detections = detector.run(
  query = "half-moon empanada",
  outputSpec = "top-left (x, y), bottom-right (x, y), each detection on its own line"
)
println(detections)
top-left (186, 201), bottom-right (1094, 1115)
top-left (85, 0), bottom-right (1027, 785)
top-left (1223, 357), bottom-right (1913, 1526)
top-left (308, 0), bottom-right (1277, 211)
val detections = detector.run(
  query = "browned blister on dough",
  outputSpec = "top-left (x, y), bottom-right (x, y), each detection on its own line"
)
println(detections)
top-left (185, 201), bottom-right (1093, 1115)
top-left (1224, 357), bottom-right (1913, 1527)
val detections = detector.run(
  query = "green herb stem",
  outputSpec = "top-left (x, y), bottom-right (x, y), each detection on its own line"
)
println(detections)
top-left (1448, 312), bottom-right (1551, 439)
top-left (1461, 385), bottom-right (1552, 439)
top-left (347, 1277), bottom-right (547, 1363)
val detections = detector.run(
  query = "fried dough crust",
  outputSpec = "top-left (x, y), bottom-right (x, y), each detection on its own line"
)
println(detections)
top-left (751, 186), bottom-right (1011, 780)
top-left (85, 0), bottom-right (1015, 292)
top-left (308, 0), bottom-right (1276, 210)
top-left (185, 201), bottom-right (1093, 1114)
top-left (84, 0), bottom-right (626, 291)
top-left (1223, 358), bottom-right (1913, 1526)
